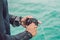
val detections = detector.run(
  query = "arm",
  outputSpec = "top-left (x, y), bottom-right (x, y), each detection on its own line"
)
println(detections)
top-left (0, 31), bottom-right (32, 40)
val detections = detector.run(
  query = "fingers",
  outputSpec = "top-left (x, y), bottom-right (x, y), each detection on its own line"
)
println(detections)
top-left (21, 16), bottom-right (42, 28)
top-left (26, 23), bottom-right (37, 36)
top-left (21, 16), bottom-right (42, 24)
top-left (21, 16), bottom-right (33, 22)
top-left (21, 16), bottom-right (33, 27)
top-left (38, 20), bottom-right (42, 24)
top-left (26, 23), bottom-right (37, 28)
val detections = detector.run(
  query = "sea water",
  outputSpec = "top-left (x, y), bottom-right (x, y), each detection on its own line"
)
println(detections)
top-left (8, 0), bottom-right (60, 40)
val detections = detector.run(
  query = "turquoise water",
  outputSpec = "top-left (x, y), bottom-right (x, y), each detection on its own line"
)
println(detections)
top-left (8, 0), bottom-right (60, 40)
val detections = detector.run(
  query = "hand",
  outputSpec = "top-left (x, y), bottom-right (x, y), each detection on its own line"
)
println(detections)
top-left (26, 23), bottom-right (37, 36)
top-left (21, 16), bottom-right (42, 36)
top-left (21, 16), bottom-right (33, 27)
top-left (20, 16), bottom-right (42, 27)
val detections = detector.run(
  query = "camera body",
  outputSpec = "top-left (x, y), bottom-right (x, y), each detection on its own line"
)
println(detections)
top-left (24, 18), bottom-right (38, 26)
top-left (14, 17), bottom-right (38, 27)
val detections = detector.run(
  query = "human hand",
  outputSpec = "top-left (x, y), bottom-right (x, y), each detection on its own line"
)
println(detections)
top-left (20, 16), bottom-right (42, 27)
top-left (20, 16), bottom-right (33, 27)
top-left (26, 23), bottom-right (37, 36)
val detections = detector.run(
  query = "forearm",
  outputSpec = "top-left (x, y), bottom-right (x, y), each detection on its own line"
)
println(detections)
top-left (0, 31), bottom-right (32, 40)
top-left (12, 31), bottom-right (32, 40)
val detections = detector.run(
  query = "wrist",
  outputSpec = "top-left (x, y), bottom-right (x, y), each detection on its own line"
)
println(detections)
top-left (26, 31), bottom-right (33, 38)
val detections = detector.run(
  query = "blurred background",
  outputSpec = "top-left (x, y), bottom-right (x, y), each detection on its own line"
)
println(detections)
top-left (8, 0), bottom-right (60, 40)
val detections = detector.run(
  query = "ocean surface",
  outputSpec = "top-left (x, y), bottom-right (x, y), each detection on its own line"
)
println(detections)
top-left (8, 0), bottom-right (60, 40)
